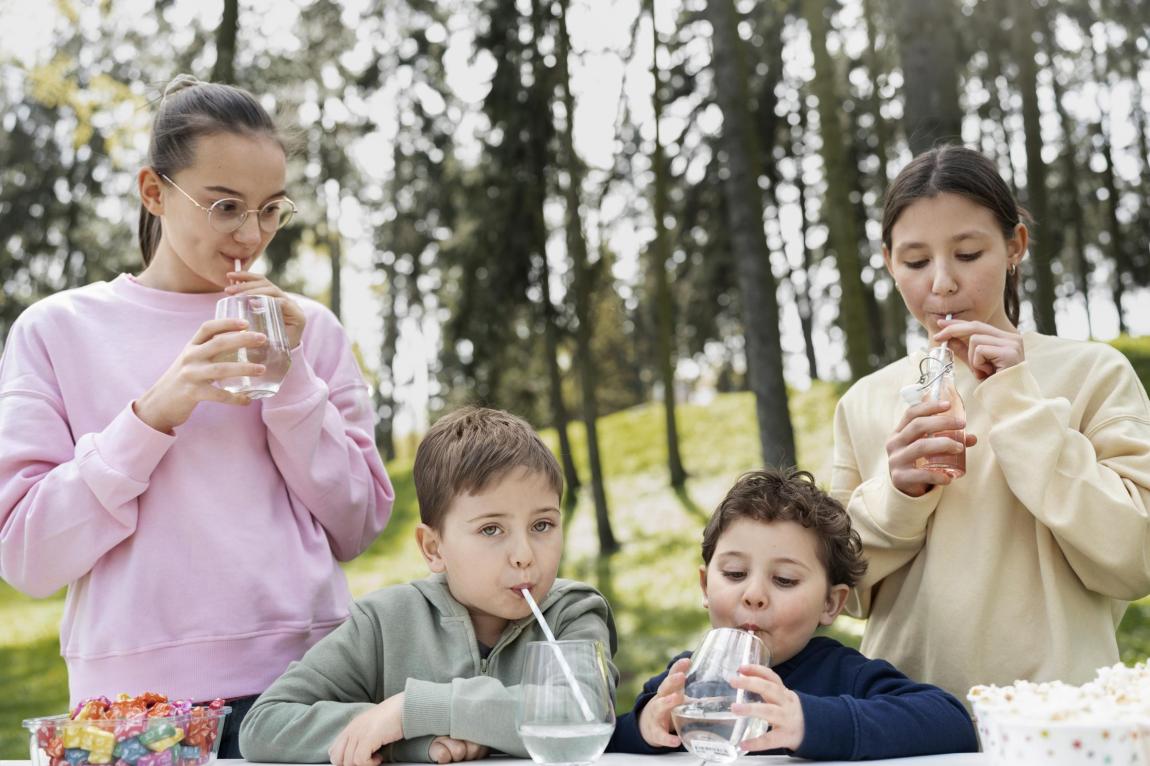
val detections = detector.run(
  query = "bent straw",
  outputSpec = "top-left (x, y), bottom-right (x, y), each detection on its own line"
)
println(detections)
top-left (521, 588), bottom-right (595, 722)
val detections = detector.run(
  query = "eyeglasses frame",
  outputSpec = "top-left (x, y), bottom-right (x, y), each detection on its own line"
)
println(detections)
top-left (159, 173), bottom-right (296, 234)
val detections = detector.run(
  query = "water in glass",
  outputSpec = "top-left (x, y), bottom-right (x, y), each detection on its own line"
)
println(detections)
top-left (672, 627), bottom-right (769, 762)
top-left (213, 294), bottom-right (291, 398)
top-left (518, 640), bottom-right (615, 766)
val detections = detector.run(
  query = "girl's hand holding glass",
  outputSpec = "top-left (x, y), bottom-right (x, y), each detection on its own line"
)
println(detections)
top-left (886, 399), bottom-right (978, 497)
top-left (729, 663), bottom-right (804, 753)
top-left (637, 657), bottom-right (691, 748)
top-left (933, 318), bottom-right (1025, 380)
top-left (133, 317), bottom-right (270, 433)
top-left (224, 270), bottom-right (306, 349)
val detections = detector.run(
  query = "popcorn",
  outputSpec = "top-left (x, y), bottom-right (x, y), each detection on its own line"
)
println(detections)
top-left (969, 661), bottom-right (1150, 723)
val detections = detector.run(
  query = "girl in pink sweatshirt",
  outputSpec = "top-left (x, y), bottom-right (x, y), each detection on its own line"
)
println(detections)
top-left (0, 75), bottom-right (394, 756)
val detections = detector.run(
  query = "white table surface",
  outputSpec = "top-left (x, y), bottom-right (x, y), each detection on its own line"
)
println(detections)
top-left (4, 753), bottom-right (989, 766)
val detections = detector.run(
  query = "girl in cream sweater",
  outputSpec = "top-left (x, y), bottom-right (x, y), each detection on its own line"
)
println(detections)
top-left (831, 145), bottom-right (1150, 703)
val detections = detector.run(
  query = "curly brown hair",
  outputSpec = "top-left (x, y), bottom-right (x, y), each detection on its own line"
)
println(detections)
top-left (701, 467), bottom-right (868, 587)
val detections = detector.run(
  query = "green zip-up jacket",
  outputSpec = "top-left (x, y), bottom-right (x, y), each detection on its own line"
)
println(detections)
top-left (238, 573), bottom-right (618, 763)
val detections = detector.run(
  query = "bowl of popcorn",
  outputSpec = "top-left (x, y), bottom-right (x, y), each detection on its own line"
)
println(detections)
top-left (969, 663), bottom-right (1150, 765)
top-left (23, 693), bottom-right (230, 766)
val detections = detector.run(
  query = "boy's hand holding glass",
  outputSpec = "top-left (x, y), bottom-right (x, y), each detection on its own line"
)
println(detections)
top-left (671, 628), bottom-right (769, 763)
top-left (637, 657), bottom-right (690, 748)
top-left (328, 692), bottom-right (405, 766)
top-left (428, 736), bottom-right (488, 764)
top-left (729, 663), bottom-right (805, 753)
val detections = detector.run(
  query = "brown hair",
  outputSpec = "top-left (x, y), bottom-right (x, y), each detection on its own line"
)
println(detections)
top-left (702, 468), bottom-right (867, 588)
top-left (413, 407), bottom-right (564, 529)
top-left (882, 145), bottom-right (1026, 326)
top-left (139, 74), bottom-right (286, 265)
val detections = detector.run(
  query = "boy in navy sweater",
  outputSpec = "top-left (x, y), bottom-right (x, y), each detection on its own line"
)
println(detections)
top-left (609, 468), bottom-right (977, 760)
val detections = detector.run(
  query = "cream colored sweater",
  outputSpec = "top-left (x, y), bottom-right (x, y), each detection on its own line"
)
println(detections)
top-left (832, 332), bottom-right (1150, 703)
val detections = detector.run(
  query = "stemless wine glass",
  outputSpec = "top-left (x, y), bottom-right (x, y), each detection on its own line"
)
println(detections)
top-left (672, 627), bottom-right (771, 763)
top-left (517, 640), bottom-right (615, 766)
top-left (213, 294), bottom-right (292, 398)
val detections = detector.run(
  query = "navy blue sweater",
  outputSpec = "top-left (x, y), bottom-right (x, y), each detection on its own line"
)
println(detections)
top-left (608, 636), bottom-right (978, 761)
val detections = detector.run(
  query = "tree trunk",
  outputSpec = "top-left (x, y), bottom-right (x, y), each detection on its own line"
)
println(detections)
top-left (529, 0), bottom-right (581, 495)
top-left (558, 0), bottom-right (617, 553)
top-left (704, 0), bottom-right (796, 468)
top-left (1042, 8), bottom-right (1092, 336)
top-left (791, 113), bottom-right (820, 382)
top-left (325, 180), bottom-right (343, 320)
top-left (897, 0), bottom-right (962, 154)
top-left (862, 0), bottom-right (907, 359)
top-left (1091, 28), bottom-right (1129, 334)
top-left (375, 265), bottom-right (399, 462)
top-left (648, 0), bottom-right (688, 487)
top-left (803, 0), bottom-right (873, 379)
top-left (1014, 0), bottom-right (1057, 334)
top-left (211, 0), bottom-right (238, 84)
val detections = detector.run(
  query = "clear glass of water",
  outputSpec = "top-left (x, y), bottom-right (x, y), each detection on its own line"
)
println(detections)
top-left (213, 294), bottom-right (292, 398)
top-left (517, 640), bottom-right (615, 766)
top-left (671, 627), bottom-right (770, 763)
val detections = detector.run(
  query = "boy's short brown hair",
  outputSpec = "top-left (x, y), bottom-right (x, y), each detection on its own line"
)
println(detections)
top-left (413, 406), bottom-right (564, 529)
top-left (701, 467), bottom-right (868, 587)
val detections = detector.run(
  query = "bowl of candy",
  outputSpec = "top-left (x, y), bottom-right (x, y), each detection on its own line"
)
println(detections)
top-left (23, 693), bottom-right (230, 766)
top-left (969, 663), bottom-right (1150, 765)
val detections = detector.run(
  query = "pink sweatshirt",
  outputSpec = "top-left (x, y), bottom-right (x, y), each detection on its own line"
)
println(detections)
top-left (0, 274), bottom-right (394, 704)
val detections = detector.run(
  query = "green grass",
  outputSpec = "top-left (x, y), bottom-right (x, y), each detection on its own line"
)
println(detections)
top-left (2, 379), bottom-right (1149, 756)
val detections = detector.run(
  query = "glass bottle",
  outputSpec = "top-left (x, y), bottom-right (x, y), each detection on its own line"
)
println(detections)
top-left (914, 345), bottom-right (966, 478)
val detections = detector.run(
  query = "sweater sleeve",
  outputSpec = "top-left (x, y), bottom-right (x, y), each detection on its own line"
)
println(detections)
top-left (792, 658), bottom-right (977, 760)
top-left (258, 304), bottom-right (394, 562)
top-left (831, 395), bottom-right (942, 618)
top-left (975, 356), bottom-right (1150, 600)
top-left (0, 318), bottom-right (176, 597)
top-left (606, 653), bottom-right (689, 755)
top-left (401, 590), bottom-right (618, 756)
top-left (238, 603), bottom-right (384, 763)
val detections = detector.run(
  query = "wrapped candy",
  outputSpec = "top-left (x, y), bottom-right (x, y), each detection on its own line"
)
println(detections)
top-left (61, 726), bottom-right (85, 750)
top-left (45, 736), bottom-right (65, 760)
top-left (113, 715), bottom-right (147, 741)
top-left (63, 749), bottom-right (87, 766)
top-left (28, 692), bottom-right (226, 766)
top-left (80, 726), bottom-right (116, 759)
top-left (138, 724), bottom-right (177, 750)
top-left (112, 737), bottom-right (149, 765)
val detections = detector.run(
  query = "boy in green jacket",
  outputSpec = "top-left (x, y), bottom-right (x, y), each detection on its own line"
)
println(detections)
top-left (239, 407), bottom-right (618, 764)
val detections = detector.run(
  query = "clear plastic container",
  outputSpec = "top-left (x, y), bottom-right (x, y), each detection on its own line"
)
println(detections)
top-left (23, 707), bottom-right (229, 766)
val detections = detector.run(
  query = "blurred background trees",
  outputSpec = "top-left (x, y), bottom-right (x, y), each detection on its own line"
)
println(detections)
top-left (2, 0), bottom-right (1150, 541)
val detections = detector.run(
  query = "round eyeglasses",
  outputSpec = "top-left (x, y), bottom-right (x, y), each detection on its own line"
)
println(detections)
top-left (160, 174), bottom-right (296, 234)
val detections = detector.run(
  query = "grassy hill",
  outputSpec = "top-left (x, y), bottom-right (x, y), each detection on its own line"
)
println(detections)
top-left (2, 373), bottom-right (1149, 756)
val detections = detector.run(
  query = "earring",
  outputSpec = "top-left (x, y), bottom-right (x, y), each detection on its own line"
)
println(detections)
top-left (1009, 263), bottom-right (1017, 276)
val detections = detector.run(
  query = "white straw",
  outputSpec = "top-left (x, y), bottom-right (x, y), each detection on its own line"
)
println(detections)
top-left (521, 588), bottom-right (594, 722)
top-left (930, 313), bottom-right (952, 401)
top-left (232, 258), bottom-right (252, 388)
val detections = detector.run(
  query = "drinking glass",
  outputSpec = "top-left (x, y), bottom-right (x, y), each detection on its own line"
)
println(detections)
top-left (671, 627), bottom-right (770, 763)
top-left (213, 294), bottom-right (292, 398)
top-left (517, 640), bottom-right (615, 766)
